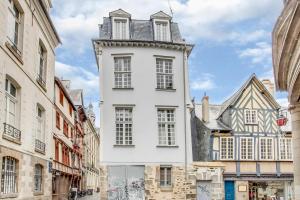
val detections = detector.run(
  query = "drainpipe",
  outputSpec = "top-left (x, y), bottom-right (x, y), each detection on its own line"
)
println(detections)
top-left (183, 41), bottom-right (188, 200)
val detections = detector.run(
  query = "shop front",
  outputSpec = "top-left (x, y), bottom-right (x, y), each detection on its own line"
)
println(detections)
top-left (248, 181), bottom-right (294, 200)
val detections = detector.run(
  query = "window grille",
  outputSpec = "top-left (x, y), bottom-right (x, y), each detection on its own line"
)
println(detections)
top-left (1, 157), bottom-right (17, 194)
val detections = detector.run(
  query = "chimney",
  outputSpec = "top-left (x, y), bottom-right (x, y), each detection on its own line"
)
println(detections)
top-left (202, 95), bottom-right (209, 123)
top-left (261, 79), bottom-right (275, 97)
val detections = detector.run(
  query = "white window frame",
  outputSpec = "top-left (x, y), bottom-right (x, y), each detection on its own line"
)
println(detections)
top-left (156, 58), bottom-right (173, 89)
top-left (259, 137), bottom-right (274, 160)
top-left (240, 137), bottom-right (254, 160)
top-left (1, 156), bottom-right (17, 194)
top-left (114, 57), bottom-right (131, 88)
top-left (157, 108), bottom-right (176, 146)
top-left (279, 138), bottom-right (293, 160)
top-left (160, 166), bottom-right (172, 187)
top-left (5, 79), bottom-right (18, 128)
top-left (36, 105), bottom-right (45, 143)
top-left (244, 109), bottom-right (258, 124)
top-left (112, 17), bottom-right (129, 40)
top-left (153, 19), bottom-right (170, 42)
top-left (7, 0), bottom-right (22, 52)
top-left (115, 107), bottom-right (133, 145)
top-left (37, 42), bottom-right (47, 85)
top-left (220, 137), bottom-right (234, 160)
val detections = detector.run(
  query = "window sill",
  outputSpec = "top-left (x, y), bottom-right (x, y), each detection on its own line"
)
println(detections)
top-left (156, 88), bottom-right (176, 92)
top-left (36, 78), bottom-right (47, 92)
top-left (0, 193), bottom-right (18, 199)
top-left (113, 144), bottom-right (135, 148)
top-left (2, 134), bottom-right (21, 145)
top-left (5, 41), bottom-right (23, 65)
top-left (35, 148), bottom-right (46, 155)
top-left (113, 87), bottom-right (134, 90)
top-left (156, 145), bottom-right (179, 148)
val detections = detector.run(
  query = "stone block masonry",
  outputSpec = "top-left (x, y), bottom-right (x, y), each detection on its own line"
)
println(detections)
top-left (100, 162), bottom-right (224, 200)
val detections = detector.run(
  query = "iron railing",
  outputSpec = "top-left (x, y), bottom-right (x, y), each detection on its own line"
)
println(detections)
top-left (3, 123), bottom-right (21, 142)
top-left (35, 139), bottom-right (45, 153)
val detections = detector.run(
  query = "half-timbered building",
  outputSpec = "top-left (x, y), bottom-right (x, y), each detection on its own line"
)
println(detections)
top-left (192, 74), bottom-right (294, 200)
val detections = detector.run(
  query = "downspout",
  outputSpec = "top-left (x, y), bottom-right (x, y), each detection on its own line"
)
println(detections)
top-left (183, 41), bottom-right (188, 200)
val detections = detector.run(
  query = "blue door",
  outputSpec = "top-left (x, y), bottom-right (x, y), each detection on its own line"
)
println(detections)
top-left (225, 181), bottom-right (235, 200)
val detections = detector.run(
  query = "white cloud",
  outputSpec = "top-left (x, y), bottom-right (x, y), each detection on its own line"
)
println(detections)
top-left (238, 42), bottom-right (272, 66)
top-left (55, 61), bottom-right (99, 98)
top-left (276, 98), bottom-right (289, 107)
top-left (51, 0), bottom-right (282, 54)
top-left (55, 61), bottom-right (100, 126)
top-left (190, 73), bottom-right (216, 90)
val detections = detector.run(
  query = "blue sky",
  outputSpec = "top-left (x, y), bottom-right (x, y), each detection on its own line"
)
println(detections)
top-left (50, 0), bottom-right (287, 125)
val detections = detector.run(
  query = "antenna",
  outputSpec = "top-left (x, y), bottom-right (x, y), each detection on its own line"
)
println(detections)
top-left (168, 0), bottom-right (174, 18)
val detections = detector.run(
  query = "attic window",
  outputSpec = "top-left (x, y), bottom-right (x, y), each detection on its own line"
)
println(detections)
top-left (244, 109), bottom-right (257, 124)
top-left (154, 20), bottom-right (170, 41)
top-left (113, 18), bottom-right (129, 40)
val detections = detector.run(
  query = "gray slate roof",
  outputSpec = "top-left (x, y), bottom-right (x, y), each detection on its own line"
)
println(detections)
top-left (195, 103), bottom-right (231, 131)
top-left (99, 17), bottom-right (185, 43)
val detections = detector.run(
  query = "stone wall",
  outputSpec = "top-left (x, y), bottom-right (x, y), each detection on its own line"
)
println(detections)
top-left (0, 146), bottom-right (52, 200)
top-left (100, 162), bottom-right (224, 200)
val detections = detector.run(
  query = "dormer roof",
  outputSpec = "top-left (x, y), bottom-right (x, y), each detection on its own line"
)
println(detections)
top-left (109, 9), bottom-right (131, 18)
top-left (150, 11), bottom-right (172, 20)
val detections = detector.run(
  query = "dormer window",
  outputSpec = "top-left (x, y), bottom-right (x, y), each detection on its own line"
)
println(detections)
top-left (112, 18), bottom-right (129, 40)
top-left (109, 9), bottom-right (131, 40)
top-left (154, 20), bottom-right (170, 42)
top-left (114, 19), bottom-right (128, 40)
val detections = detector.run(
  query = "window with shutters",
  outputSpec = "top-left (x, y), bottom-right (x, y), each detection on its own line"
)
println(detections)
top-left (260, 138), bottom-right (273, 160)
top-left (1, 156), bottom-right (17, 194)
top-left (56, 111), bottom-right (60, 129)
top-left (244, 109), bottom-right (257, 124)
top-left (69, 104), bottom-right (73, 116)
top-left (240, 137), bottom-right (254, 160)
top-left (156, 58), bottom-right (173, 90)
top-left (115, 108), bottom-right (133, 145)
top-left (34, 164), bottom-right (42, 192)
top-left (7, 0), bottom-right (23, 54)
top-left (220, 137), bottom-right (234, 160)
top-left (55, 141), bottom-right (59, 161)
top-left (280, 138), bottom-right (293, 160)
top-left (157, 109), bottom-right (175, 146)
top-left (160, 166), bottom-right (172, 187)
top-left (63, 120), bottom-right (68, 137)
top-left (114, 57), bottom-right (131, 88)
top-left (59, 89), bottom-right (64, 106)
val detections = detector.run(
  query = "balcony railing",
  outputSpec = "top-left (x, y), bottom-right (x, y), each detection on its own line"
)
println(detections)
top-left (3, 123), bottom-right (21, 143)
top-left (35, 139), bottom-right (46, 154)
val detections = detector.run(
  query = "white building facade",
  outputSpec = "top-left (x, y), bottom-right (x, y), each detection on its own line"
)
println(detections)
top-left (82, 103), bottom-right (100, 192)
top-left (0, 0), bottom-right (59, 199)
top-left (93, 9), bottom-right (197, 200)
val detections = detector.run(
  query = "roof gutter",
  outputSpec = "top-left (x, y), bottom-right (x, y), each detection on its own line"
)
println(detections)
top-left (38, 0), bottom-right (61, 44)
